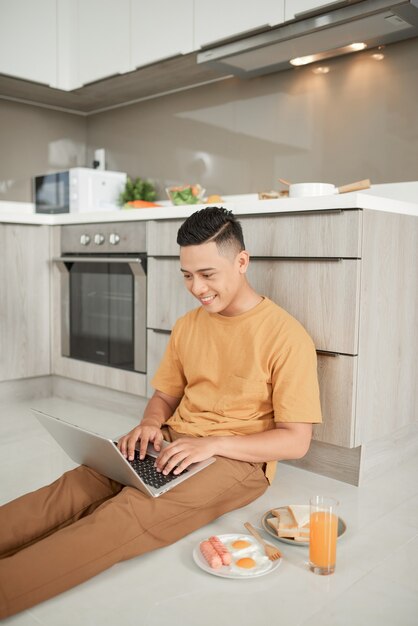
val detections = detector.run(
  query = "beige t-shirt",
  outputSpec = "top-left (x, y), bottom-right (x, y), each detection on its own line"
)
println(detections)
top-left (152, 297), bottom-right (322, 483)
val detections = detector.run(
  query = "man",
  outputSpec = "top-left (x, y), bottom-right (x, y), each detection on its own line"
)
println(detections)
top-left (0, 208), bottom-right (322, 618)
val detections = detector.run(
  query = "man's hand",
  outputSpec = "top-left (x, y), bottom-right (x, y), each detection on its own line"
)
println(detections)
top-left (155, 437), bottom-right (218, 475)
top-left (118, 390), bottom-right (181, 461)
top-left (118, 418), bottom-right (164, 461)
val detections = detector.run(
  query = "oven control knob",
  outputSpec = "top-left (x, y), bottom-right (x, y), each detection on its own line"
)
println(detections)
top-left (94, 233), bottom-right (105, 245)
top-left (80, 234), bottom-right (90, 246)
top-left (109, 233), bottom-right (120, 245)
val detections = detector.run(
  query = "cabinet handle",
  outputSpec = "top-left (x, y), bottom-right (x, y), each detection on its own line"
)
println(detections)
top-left (316, 350), bottom-right (339, 357)
top-left (52, 256), bottom-right (143, 264)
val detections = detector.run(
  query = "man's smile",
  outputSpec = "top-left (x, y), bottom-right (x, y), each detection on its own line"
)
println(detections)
top-left (200, 295), bottom-right (217, 305)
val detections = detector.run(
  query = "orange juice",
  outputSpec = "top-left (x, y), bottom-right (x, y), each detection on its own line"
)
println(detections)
top-left (309, 511), bottom-right (338, 573)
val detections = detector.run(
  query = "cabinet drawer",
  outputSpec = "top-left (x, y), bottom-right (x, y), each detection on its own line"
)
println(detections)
top-left (147, 210), bottom-right (362, 258)
top-left (148, 257), bottom-right (360, 354)
top-left (145, 329), bottom-right (357, 448)
top-left (249, 259), bottom-right (360, 354)
top-left (146, 329), bottom-right (171, 397)
top-left (147, 258), bottom-right (196, 330)
top-left (243, 211), bottom-right (362, 257)
top-left (313, 353), bottom-right (357, 448)
top-left (147, 219), bottom-right (183, 256)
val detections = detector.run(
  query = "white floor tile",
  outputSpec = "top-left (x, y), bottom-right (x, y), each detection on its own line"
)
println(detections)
top-left (1, 397), bottom-right (418, 626)
top-left (302, 571), bottom-right (418, 626)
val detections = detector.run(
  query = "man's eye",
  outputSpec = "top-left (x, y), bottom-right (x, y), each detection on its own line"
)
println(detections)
top-left (202, 274), bottom-right (213, 279)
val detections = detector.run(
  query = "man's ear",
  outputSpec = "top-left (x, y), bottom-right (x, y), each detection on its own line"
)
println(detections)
top-left (237, 250), bottom-right (250, 274)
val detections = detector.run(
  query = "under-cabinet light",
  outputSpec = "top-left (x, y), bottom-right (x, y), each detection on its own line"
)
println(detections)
top-left (290, 42), bottom-right (367, 67)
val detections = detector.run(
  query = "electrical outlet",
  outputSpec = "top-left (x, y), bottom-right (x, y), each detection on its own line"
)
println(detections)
top-left (93, 148), bottom-right (106, 170)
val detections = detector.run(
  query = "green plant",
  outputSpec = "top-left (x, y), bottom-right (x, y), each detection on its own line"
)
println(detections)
top-left (119, 176), bottom-right (157, 205)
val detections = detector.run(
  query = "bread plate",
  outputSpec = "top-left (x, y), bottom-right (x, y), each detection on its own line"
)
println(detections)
top-left (261, 507), bottom-right (347, 546)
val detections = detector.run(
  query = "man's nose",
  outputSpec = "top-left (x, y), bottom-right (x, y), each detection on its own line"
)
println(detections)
top-left (191, 277), bottom-right (207, 296)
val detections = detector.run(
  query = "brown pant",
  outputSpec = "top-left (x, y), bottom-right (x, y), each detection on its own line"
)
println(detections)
top-left (0, 443), bottom-right (268, 618)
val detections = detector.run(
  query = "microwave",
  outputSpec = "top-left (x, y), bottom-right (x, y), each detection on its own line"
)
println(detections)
top-left (34, 168), bottom-right (127, 214)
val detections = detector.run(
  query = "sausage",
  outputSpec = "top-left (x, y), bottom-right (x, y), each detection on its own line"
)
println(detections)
top-left (200, 540), bottom-right (222, 569)
top-left (208, 535), bottom-right (232, 566)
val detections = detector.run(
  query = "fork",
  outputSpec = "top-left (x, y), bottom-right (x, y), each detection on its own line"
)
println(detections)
top-left (244, 522), bottom-right (283, 561)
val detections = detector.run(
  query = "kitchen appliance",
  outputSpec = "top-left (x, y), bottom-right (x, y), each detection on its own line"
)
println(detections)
top-left (287, 179), bottom-right (371, 197)
top-left (34, 168), bottom-right (127, 214)
top-left (53, 222), bottom-right (146, 373)
top-left (197, 0), bottom-right (418, 77)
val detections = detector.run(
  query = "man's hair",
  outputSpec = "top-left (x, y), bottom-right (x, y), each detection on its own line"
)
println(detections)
top-left (176, 207), bottom-right (245, 256)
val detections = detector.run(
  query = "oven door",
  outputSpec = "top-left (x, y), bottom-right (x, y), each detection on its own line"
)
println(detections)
top-left (53, 255), bottom-right (146, 373)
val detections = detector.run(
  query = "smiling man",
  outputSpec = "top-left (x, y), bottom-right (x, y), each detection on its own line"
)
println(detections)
top-left (0, 207), bottom-right (322, 618)
top-left (119, 208), bottom-right (322, 481)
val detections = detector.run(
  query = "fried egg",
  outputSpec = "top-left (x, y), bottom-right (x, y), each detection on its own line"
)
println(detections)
top-left (223, 535), bottom-right (272, 577)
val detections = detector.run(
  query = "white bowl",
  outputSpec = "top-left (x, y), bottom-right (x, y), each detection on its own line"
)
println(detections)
top-left (289, 183), bottom-right (336, 198)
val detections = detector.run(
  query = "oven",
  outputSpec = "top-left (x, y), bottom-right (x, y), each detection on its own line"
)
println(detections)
top-left (53, 222), bottom-right (147, 373)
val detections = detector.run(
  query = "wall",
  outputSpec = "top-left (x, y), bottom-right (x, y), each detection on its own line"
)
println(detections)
top-left (1, 38), bottom-right (417, 203)
top-left (0, 100), bottom-right (86, 202)
top-left (86, 38), bottom-right (418, 198)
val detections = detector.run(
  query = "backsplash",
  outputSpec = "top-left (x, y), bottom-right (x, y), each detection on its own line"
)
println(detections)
top-left (1, 38), bottom-right (417, 203)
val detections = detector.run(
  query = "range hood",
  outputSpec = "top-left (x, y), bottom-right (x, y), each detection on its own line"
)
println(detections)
top-left (197, 0), bottom-right (418, 77)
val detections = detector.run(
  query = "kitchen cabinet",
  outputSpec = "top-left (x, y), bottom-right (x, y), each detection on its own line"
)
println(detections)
top-left (148, 256), bottom-right (360, 355)
top-left (284, 0), bottom-right (343, 22)
top-left (131, 0), bottom-right (194, 69)
top-left (194, 0), bottom-right (285, 48)
top-left (0, 224), bottom-right (51, 381)
top-left (0, 0), bottom-right (57, 86)
top-left (146, 329), bottom-right (171, 398)
top-left (76, 0), bottom-right (131, 86)
top-left (146, 208), bottom-right (418, 464)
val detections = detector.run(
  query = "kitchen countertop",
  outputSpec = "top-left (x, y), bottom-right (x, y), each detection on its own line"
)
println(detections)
top-left (1, 182), bottom-right (417, 225)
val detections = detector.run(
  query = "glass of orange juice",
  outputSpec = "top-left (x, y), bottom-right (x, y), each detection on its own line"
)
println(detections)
top-left (309, 496), bottom-right (339, 575)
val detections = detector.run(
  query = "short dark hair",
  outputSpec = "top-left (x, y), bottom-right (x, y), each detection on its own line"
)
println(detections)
top-left (176, 207), bottom-right (245, 255)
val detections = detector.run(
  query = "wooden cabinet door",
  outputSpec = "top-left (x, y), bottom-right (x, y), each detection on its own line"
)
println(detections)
top-left (146, 329), bottom-right (171, 397)
top-left (0, 224), bottom-right (51, 380)
top-left (247, 259), bottom-right (360, 354)
top-left (147, 210), bottom-right (362, 258)
top-left (148, 257), bottom-right (360, 354)
top-left (314, 353), bottom-right (357, 447)
top-left (147, 257), bottom-right (195, 330)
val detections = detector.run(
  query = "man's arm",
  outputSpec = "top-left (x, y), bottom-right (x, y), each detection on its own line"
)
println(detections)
top-left (118, 390), bottom-right (181, 460)
top-left (155, 422), bottom-right (312, 475)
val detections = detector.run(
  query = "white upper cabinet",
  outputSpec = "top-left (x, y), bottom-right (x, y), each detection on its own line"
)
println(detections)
top-left (284, 1), bottom-right (344, 22)
top-left (194, 0), bottom-right (285, 48)
top-left (131, 0), bottom-right (194, 69)
top-left (0, 0), bottom-right (58, 86)
top-left (76, 0), bottom-right (131, 86)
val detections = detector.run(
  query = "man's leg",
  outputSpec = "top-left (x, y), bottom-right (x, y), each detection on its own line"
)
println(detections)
top-left (0, 456), bottom-right (268, 618)
top-left (0, 465), bottom-right (123, 558)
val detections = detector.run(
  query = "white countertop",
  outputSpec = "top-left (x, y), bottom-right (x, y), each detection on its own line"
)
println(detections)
top-left (1, 182), bottom-right (417, 225)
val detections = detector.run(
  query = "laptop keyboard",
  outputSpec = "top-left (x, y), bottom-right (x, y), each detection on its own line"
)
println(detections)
top-left (128, 452), bottom-right (187, 489)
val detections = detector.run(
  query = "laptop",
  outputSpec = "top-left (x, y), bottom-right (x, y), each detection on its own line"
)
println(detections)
top-left (32, 409), bottom-right (216, 498)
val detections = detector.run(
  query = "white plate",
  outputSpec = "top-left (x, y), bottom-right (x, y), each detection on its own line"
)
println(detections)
top-left (261, 508), bottom-right (347, 546)
top-left (193, 533), bottom-right (282, 579)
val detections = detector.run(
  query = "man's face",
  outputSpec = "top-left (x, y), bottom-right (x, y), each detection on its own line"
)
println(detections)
top-left (179, 241), bottom-right (249, 316)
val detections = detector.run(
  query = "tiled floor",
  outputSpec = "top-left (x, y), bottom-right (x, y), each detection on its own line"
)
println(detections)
top-left (1, 396), bottom-right (417, 626)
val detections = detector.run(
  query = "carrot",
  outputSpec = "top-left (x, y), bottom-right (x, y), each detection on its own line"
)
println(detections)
top-left (125, 200), bottom-right (161, 208)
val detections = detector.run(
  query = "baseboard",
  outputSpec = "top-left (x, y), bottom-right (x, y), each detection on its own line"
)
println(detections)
top-left (0, 376), bottom-right (52, 404)
top-left (284, 440), bottom-right (362, 486)
top-left (51, 375), bottom-right (148, 418)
